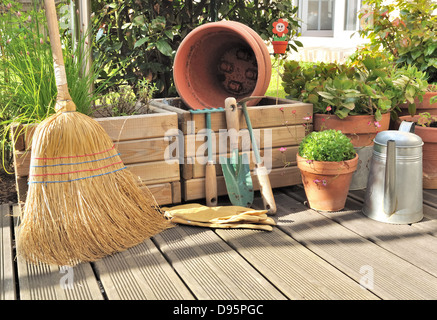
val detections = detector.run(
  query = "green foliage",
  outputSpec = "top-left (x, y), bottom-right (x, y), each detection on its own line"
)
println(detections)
top-left (359, 0), bottom-right (437, 83)
top-left (93, 79), bottom-right (157, 117)
top-left (282, 60), bottom-right (349, 112)
top-left (0, 0), bottom-right (107, 171)
top-left (281, 52), bottom-right (429, 120)
top-left (298, 130), bottom-right (356, 162)
top-left (417, 112), bottom-right (437, 127)
top-left (91, 0), bottom-right (301, 97)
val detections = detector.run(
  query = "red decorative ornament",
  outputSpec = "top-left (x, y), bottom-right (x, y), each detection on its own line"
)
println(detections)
top-left (272, 18), bottom-right (289, 38)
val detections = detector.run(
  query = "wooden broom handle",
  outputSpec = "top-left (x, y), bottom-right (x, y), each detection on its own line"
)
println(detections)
top-left (44, 0), bottom-right (75, 112)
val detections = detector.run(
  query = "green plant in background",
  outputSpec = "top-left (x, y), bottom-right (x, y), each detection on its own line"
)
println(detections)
top-left (359, 0), bottom-right (437, 84)
top-left (298, 129), bottom-right (356, 162)
top-left (281, 52), bottom-right (429, 121)
top-left (0, 0), bottom-right (107, 172)
top-left (91, 0), bottom-right (301, 97)
top-left (281, 59), bottom-right (354, 112)
top-left (319, 54), bottom-right (428, 120)
top-left (93, 79), bottom-right (157, 117)
top-left (417, 112), bottom-right (437, 127)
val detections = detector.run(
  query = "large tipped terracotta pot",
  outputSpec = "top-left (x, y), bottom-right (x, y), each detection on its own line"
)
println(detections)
top-left (297, 153), bottom-right (358, 211)
top-left (173, 21), bottom-right (271, 109)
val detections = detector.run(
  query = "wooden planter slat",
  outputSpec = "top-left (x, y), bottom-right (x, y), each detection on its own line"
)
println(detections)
top-left (150, 96), bottom-right (313, 202)
top-left (11, 109), bottom-right (181, 206)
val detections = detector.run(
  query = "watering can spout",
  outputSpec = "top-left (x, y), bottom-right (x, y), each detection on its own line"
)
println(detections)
top-left (383, 140), bottom-right (396, 216)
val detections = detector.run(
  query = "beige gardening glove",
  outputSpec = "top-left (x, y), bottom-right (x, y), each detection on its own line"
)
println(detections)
top-left (162, 203), bottom-right (276, 231)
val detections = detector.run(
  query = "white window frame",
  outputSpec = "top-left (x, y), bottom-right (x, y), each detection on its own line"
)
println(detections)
top-left (296, 0), bottom-right (362, 38)
top-left (299, 0), bottom-right (335, 37)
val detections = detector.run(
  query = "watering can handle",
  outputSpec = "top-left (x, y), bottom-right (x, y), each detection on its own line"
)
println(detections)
top-left (399, 121), bottom-right (415, 133)
top-left (383, 140), bottom-right (396, 216)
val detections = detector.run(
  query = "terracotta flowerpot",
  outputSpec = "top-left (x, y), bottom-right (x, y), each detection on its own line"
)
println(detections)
top-left (398, 88), bottom-right (437, 116)
top-left (399, 115), bottom-right (437, 189)
top-left (313, 113), bottom-right (390, 147)
top-left (297, 153), bottom-right (359, 211)
top-left (272, 41), bottom-right (288, 54)
top-left (173, 21), bottom-right (271, 110)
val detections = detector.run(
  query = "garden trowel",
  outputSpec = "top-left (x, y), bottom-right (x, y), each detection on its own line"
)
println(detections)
top-left (220, 97), bottom-right (254, 207)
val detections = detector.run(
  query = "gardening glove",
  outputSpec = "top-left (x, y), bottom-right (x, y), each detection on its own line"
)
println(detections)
top-left (162, 203), bottom-right (276, 231)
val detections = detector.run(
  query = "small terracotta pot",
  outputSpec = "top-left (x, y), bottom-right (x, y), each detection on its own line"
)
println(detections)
top-left (313, 113), bottom-right (390, 147)
top-left (297, 153), bottom-right (359, 211)
top-left (173, 21), bottom-right (271, 110)
top-left (272, 41), bottom-right (288, 54)
top-left (398, 88), bottom-right (437, 116)
top-left (399, 115), bottom-right (437, 189)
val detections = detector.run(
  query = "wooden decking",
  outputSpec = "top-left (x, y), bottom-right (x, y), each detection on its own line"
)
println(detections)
top-left (2, 186), bottom-right (437, 301)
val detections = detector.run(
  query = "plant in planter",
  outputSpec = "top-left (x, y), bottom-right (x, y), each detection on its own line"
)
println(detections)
top-left (398, 112), bottom-right (437, 189)
top-left (282, 53), bottom-right (428, 146)
top-left (358, 0), bottom-right (437, 115)
top-left (297, 129), bottom-right (358, 211)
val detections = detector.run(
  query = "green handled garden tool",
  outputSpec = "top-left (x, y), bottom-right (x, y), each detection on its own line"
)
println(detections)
top-left (220, 97), bottom-right (254, 207)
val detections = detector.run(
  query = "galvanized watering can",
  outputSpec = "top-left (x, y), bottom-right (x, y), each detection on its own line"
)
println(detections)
top-left (362, 122), bottom-right (424, 224)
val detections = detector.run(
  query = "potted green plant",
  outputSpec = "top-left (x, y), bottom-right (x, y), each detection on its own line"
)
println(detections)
top-left (296, 129), bottom-right (358, 211)
top-left (397, 112), bottom-right (437, 189)
top-left (282, 53), bottom-right (427, 189)
top-left (358, 0), bottom-right (437, 116)
top-left (282, 54), bottom-right (428, 147)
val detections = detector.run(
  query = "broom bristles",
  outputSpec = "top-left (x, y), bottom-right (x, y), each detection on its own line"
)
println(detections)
top-left (17, 111), bottom-right (172, 266)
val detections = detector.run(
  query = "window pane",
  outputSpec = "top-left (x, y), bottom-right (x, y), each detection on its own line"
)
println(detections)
top-left (307, 0), bottom-right (334, 31)
top-left (307, 1), bottom-right (320, 30)
top-left (320, 0), bottom-right (334, 30)
top-left (344, 0), bottom-right (360, 30)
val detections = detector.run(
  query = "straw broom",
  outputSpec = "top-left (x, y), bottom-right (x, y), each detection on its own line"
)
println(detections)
top-left (16, 0), bottom-right (171, 266)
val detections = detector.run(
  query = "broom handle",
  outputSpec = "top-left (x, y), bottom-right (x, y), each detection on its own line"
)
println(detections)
top-left (45, 0), bottom-right (75, 112)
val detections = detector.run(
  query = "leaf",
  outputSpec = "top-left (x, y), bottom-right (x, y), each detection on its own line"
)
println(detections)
top-left (96, 28), bottom-right (104, 42)
top-left (164, 30), bottom-right (174, 40)
top-left (408, 103), bottom-right (417, 117)
top-left (375, 110), bottom-right (382, 121)
top-left (317, 91), bottom-right (334, 100)
top-left (133, 15), bottom-right (145, 26)
top-left (156, 39), bottom-right (173, 56)
top-left (335, 108), bottom-right (350, 119)
top-left (362, 57), bottom-right (376, 70)
top-left (134, 37), bottom-right (148, 49)
top-left (342, 102), bottom-right (355, 110)
top-left (294, 40), bottom-right (303, 47)
top-left (307, 93), bottom-right (319, 104)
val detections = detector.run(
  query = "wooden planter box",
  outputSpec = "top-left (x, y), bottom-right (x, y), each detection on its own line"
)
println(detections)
top-left (11, 107), bottom-right (181, 206)
top-left (149, 96), bottom-right (313, 201)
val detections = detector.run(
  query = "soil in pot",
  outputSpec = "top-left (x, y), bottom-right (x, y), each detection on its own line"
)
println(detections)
top-left (297, 153), bottom-right (359, 211)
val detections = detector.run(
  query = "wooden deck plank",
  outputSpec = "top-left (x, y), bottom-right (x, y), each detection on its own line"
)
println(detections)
top-left (1, 204), bottom-right (16, 300)
top-left (349, 189), bottom-right (437, 237)
top-left (276, 190), bottom-right (437, 299)
top-left (13, 206), bottom-right (104, 300)
top-left (93, 239), bottom-right (194, 300)
top-left (293, 188), bottom-right (437, 278)
top-left (154, 226), bottom-right (286, 300)
top-left (215, 226), bottom-right (378, 300)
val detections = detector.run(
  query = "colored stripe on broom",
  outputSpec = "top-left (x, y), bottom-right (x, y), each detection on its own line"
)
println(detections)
top-left (30, 161), bottom-right (123, 177)
top-left (33, 145), bottom-right (116, 160)
top-left (31, 153), bottom-right (121, 167)
top-left (28, 167), bottom-right (127, 184)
